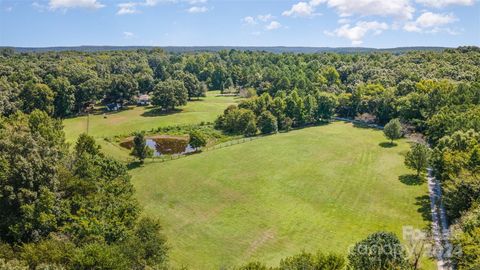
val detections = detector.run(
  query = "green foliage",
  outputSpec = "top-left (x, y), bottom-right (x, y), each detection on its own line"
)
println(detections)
top-left (450, 204), bottom-right (480, 269)
top-left (131, 132), bottom-right (153, 162)
top-left (0, 111), bottom-right (66, 243)
top-left (383, 118), bottom-right (402, 144)
top-left (237, 250), bottom-right (344, 270)
top-left (121, 217), bottom-right (168, 269)
top-left (215, 105), bottom-right (257, 135)
top-left (443, 171), bottom-right (480, 220)
top-left (404, 143), bottom-right (431, 176)
top-left (72, 242), bottom-right (130, 270)
top-left (75, 133), bottom-right (101, 157)
top-left (279, 251), bottom-right (345, 270)
top-left (152, 78), bottom-right (188, 111)
top-left (19, 82), bottom-right (55, 115)
top-left (348, 231), bottom-right (407, 270)
top-left (105, 74), bottom-right (139, 104)
top-left (189, 130), bottom-right (208, 149)
top-left (257, 111), bottom-right (278, 134)
top-left (315, 91), bottom-right (338, 120)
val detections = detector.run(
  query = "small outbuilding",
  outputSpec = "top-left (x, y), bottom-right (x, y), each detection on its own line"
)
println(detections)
top-left (137, 94), bottom-right (150, 105)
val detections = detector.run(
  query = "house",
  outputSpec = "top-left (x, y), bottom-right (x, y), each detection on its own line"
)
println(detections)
top-left (137, 94), bottom-right (150, 105)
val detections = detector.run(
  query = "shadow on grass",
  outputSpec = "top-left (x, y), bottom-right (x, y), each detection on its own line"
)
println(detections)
top-left (379, 142), bottom-right (397, 148)
top-left (141, 108), bottom-right (182, 117)
top-left (127, 161), bottom-right (143, 170)
top-left (415, 195), bottom-right (432, 222)
top-left (399, 174), bottom-right (425, 185)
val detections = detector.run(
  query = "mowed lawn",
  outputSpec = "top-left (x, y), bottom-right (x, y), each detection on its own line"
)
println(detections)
top-left (131, 122), bottom-right (432, 269)
top-left (63, 91), bottom-right (237, 143)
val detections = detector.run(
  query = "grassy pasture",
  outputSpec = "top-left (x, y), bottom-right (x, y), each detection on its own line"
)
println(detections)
top-left (130, 122), bottom-right (432, 269)
top-left (63, 91), bottom-right (237, 143)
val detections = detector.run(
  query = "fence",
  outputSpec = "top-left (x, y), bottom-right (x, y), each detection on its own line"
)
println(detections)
top-left (142, 136), bottom-right (261, 164)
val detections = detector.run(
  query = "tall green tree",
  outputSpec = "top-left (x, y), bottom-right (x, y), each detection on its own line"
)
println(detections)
top-left (383, 118), bottom-right (402, 144)
top-left (405, 143), bottom-right (430, 176)
top-left (131, 133), bottom-right (153, 163)
top-left (348, 232), bottom-right (407, 270)
top-left (152, 79), bottom-right (188, 111)
top-left (20, 82), bottom-right (55, 115)
top-left (257, 111), bottom-right (278, 134)
top-left (0, 110), bottom-right (66, 243)
top-left (105, 75), bottom-right (139, 104)
top-left (315, 91), bottom-right (338, 120)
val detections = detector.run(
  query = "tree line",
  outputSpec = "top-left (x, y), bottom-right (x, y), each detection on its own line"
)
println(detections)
top-left (0, 47), bottom-right (479, 269)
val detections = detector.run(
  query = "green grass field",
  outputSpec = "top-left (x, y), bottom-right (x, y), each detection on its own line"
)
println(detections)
top-left (63, 91), bottom-right (237, 143)
top-left (130, 122), bottom-right (432, 269)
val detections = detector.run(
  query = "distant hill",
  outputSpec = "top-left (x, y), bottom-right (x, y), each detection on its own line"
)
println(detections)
top-left (1, 46), bottom-right (450, 54)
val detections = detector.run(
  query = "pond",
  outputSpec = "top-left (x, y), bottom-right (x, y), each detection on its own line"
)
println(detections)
top-left (120, 136), bottom-right (196, 157)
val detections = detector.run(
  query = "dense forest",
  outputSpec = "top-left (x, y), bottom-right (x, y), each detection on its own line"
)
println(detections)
top-left (0, 47), bottom-right (479, 269)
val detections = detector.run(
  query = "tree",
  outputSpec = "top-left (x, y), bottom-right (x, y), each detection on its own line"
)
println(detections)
top-left (50, 76), bottom-right (75, 117)
top-left (189, 130), bottom-right (207, 150)
top-left (405, 143), bottom-right (430, 176)
top-left (152, 79), bottom-right (188, 111)
top-left (20, 82), bottom-right (55, 115)
top-left (121, 217), bottom-right (168, 269)
top-left (0, 110), bottom-right (66, 243)
top-left (131, 133), bottom-right (153, 163)
top-left (321, 66), bottom-right (340, 86)
top-left (75, 133), bottom-right (101, 157)
top-left (315, 91), bottom-right (338, 120)
top-left (282, 117), bottom-right (293, 132)
top-left (348, 231), bottom-right (407, 270)
top-left (383, 118), bottom-right (402, 144)
top-left (244, 120), bottom-right (258, 137)
top-left (105, 75), bottom-right (139, 105)
top-left (257, 111), bottom-right (278, 134)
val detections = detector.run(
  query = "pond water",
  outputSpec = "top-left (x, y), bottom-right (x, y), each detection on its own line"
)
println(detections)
top-left (121, 137), bottom-right (196, 156)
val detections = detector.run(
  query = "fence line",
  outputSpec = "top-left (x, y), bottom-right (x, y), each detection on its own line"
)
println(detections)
top-left (143, 136), bottom-right (261, 164)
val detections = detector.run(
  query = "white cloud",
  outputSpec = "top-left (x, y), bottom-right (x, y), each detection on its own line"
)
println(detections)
top-left (242, 14), bottom-right (274, 26)
top-left (117, 2), bottom-right (140, 14)
top-left (337, 18), bottom-right (350, 24)
top-left (187, 6), bottom-right (208, 13)
top-left (326, 20), bottom-right (388, 45)
top-left (123, 31), bottom-right (134, 38)
top-left (188, 0), bottom-right (207, 4)
top-left (243, 16), bottom-right (257, 25)
top-left (265, 21), bottom-right (282, 30)
top-left (403, 12), bottom-right (457, 32)
top-left (48, 0), bottom-right (105, 10)
top-left (257, 14), bottom-right (274, 21)
top-left (282, 1), bottom-right (316, 17)
top-left (416, 0), bottom-right (475, 8)
top-left (289, 0), bottom-right (414, 20)
top-left (327, 0), bottom-right (414, 19)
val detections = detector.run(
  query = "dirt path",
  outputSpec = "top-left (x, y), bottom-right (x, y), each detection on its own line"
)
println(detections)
top-left (427, 168), bottom-right (452, 270)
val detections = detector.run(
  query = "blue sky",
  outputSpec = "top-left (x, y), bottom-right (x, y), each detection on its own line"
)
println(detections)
top-left (1, 0), bottom-right (479, 47)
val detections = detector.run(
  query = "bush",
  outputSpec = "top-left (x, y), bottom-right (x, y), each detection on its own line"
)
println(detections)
top-left (348, 231), bottom-right (407, 270)
top-left (383, 118), bottom-right (402, 144)
top-left (244, 120), bottom-right (258, 137)
top-left (257, 111), bottom-right (278, 134)
top-left (189, 130), bottom-right (207, 149)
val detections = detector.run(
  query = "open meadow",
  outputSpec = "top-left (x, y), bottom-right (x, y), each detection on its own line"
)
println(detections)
top-left (63, 91), bottom-right (237, 143)
top-left (130, 122), bottom-right (433, 269)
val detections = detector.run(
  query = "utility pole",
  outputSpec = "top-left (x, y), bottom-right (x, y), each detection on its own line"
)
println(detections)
top-left (87, 112), bottom-right (90, 135)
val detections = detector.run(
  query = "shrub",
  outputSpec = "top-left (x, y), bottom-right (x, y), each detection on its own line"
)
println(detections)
top-left (257, 111), bottom-right (278, 134)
